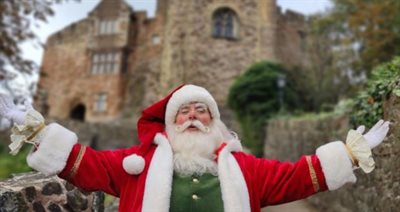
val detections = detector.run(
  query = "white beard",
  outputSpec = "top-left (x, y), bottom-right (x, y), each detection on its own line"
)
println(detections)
top-left (166, 119), bottom-right (233, 176)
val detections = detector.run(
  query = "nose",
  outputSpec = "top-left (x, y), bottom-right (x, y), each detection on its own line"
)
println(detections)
top-left (188, 109), bottom-right (197, 120)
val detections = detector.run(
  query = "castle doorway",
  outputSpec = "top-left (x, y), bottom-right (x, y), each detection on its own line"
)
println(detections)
top-left (70, 104), bottom-right (86, 121)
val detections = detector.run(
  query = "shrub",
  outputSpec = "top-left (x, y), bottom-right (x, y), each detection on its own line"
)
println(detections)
top-left (228, 61), bottom-right (299, 156)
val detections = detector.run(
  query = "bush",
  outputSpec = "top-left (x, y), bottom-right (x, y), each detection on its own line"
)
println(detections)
top-left (228, 61), bottom-right (299, 156)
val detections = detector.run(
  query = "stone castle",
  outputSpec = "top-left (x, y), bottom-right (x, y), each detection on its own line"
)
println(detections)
top-left (38, 0), bottom-right (306, 123)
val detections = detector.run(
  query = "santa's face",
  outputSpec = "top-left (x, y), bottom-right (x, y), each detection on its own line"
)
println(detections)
top-left (175, 102), bottom-right (211, 132)
top-left (167, 102), bottom-right (223, 176)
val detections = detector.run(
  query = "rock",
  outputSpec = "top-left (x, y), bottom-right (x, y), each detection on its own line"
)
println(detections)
top-left (42, 182), bottom-right (62, 195)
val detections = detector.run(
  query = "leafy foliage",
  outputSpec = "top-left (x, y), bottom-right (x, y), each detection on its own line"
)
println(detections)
top-left (228, 61), bottom-right (299, 156)
top-left (301, 0), bottom-right (400, 112)
top-left (351, 57), bottom-right (400, 127)
top-left (301, 14), bottom-right (359, 111)
top-left (0, 0), bottom-right (74, 74)
top-left (327, 0), bottom-right (400, 75)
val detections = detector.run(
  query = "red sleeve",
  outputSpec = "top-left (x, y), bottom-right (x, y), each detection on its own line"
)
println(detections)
top-left (58, 143), bottom-right (136, 197)
top-left (237, 153), bottom-right (328, 207)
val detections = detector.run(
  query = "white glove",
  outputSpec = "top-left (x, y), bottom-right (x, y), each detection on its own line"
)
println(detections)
top-left (345, 119), bottom-right (390, 173)
top-left (0, 94), bottom-right (45, 155)
top-left (356, 120), bottom-right (390, 149)
top-left (0, 94), bottom-right (31, 125)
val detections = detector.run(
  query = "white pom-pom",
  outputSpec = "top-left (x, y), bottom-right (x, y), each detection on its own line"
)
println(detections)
top-left (122, 154), bottom-right (145, 175)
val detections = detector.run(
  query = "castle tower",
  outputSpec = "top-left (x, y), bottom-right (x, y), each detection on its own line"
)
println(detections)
top-left (39, 0), bottom-right (133, 122)
top-left (157, 0), bottom-right (302, 104)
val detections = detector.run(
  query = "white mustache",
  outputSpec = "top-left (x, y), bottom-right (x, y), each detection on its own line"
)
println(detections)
top-left (175, 120), bottom-right (210, 133)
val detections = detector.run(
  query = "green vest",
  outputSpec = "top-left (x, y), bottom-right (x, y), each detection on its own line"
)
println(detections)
top-left (170, 172), bottom-right (224, 212)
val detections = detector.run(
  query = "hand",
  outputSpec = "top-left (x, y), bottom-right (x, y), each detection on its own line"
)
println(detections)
top-left (0, 94), bottom-right (30, 125)
top-left (356, 120), bottom-right (390, 149)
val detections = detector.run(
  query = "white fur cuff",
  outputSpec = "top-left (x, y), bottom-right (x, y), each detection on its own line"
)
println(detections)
top-left (316, 141), bottom-right (356, 190)
top-left (27, 123), bottom-right (78, 176)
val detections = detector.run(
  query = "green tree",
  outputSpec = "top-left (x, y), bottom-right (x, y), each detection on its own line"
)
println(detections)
top-left (328, 0), bottom-right (400, 75)
top-left (228, 61), bottom-right (299, 156)
top-left (0, 0), bottom-right (75, 75)
top-left (299, 14), bottom-right (358, 112)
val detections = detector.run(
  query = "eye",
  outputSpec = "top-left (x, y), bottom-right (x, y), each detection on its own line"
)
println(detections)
top-left (196, 107), bottom-right (207, 113)
top-left (179, 109), bottom-right (189, 114)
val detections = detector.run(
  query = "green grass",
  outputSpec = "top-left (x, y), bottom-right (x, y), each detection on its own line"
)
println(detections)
top-left (0, 144), bottom-right (33, 179)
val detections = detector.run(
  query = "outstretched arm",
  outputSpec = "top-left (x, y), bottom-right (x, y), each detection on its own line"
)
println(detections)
top-left (243, 119), bottom-right (390, 206)
top-left (0, 94), bottom-right (132, 196)
top-left (317, 120), bottom-right (390, 190)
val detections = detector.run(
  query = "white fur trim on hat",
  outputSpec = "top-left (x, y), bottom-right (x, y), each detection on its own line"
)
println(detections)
top-left (122, 154), bottom-right (145, 175)
top-left (165, 85), bottom-right (220, 125)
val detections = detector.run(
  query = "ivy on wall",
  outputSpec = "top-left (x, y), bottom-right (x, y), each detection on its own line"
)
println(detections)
top-left (351, 57), bottom-right (400, 127)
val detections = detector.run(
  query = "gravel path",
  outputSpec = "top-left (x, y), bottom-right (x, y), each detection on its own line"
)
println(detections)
top-left (262, 200), bottom-right (318, 212)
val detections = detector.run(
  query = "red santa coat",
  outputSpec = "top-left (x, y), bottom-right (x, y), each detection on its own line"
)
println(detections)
top-left (27, 113), bottom-right (355, 212)
top-left (27, 85), bottom-right (356, 211)
top-left (57, 133), bottom-right (327, 212)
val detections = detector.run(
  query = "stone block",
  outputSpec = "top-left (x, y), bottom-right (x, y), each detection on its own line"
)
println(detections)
top-left (0, 172), bottom-right (104, 212)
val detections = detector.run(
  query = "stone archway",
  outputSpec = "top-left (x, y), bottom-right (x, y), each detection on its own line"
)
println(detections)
top-left (69, 104), bottom-right (86, 121)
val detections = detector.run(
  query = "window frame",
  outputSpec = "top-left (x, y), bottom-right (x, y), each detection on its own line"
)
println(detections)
top-left (90, 51), bottom-right (120, 75)
top-left (212, 8), bottom-right (240, 40)
top-left (93, 93), bottom-right (108, 113)
top-left (97, 19), bottom-right (118, 35)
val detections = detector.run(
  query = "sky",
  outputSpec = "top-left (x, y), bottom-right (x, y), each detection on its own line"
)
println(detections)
top-left (21, 0), bottom-right (333, 66)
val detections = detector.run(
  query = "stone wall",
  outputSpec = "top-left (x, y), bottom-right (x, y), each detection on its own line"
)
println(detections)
top-left (0, 172), bottom-right (104, 212)
top-left (56, 119), bottom-right (138, 150)
top-left (264, 92), bottom-right (400, 211)
top-left (276, 9), bottom-right (307, 69)
top-left (123, 9), bottom-right (164, 119)
top-left (264, 114), bottom-right (349, 161)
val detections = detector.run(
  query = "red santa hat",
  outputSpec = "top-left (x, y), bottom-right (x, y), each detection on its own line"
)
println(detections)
top-left (122, 84), bottom-right (220, 175)
top-left (165, 84), bottom-right (220, 125)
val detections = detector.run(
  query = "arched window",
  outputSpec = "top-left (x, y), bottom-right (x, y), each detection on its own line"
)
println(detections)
top-left (212, 8), bottom-right (239, 39)
top-left (70, 104), bottom-right (86, 121)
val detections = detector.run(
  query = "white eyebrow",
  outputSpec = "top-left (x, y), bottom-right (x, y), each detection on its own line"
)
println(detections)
top-left (178, 103), bottom-right (190, 110)
top-left (194, 103), bottom-right (207, 109)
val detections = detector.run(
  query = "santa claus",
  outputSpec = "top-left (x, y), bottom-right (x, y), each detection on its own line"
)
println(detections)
top-left (0, 84), bottom-right (390, 212)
